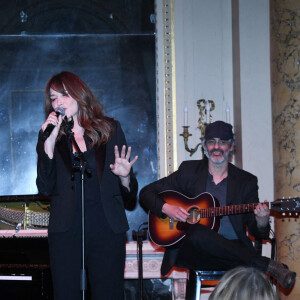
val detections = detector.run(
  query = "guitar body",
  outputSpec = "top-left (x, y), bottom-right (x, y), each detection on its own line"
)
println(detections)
top-left (148, 190), bottom-right (220, 247)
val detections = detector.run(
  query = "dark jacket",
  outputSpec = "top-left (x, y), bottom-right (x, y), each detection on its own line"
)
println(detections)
top-left (139, 159), bottom-right (270, 275)
top-left (36, 120), bottom-right (138, 234)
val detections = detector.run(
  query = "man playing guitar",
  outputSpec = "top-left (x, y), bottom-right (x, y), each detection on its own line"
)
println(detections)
top-left (140, 120), bottom-right (296, 290)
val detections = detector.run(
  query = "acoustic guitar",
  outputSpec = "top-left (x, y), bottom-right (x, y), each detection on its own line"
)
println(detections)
top-left (148, 190), bottom-right (300, 247)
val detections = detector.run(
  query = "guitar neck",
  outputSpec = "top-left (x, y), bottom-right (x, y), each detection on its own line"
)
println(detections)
top-left (202, 202), bottom-right (262, 218)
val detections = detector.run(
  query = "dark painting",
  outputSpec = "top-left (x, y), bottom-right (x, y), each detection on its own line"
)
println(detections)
top-left (0, 0), bottom-right (157, 240)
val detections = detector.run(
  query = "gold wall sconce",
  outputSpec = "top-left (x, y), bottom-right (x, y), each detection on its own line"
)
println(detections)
top-left (180, 99), bottom-right (215, 156)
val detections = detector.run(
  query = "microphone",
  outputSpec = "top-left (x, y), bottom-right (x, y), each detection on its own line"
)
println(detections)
top-left (42, 106), bottom-right (65, 141)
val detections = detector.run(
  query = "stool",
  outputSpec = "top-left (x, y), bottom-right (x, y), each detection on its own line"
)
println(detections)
top-left (187, 270), bottom-right (227, 300)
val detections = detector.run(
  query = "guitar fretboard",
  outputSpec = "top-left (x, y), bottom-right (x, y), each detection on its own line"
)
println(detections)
top-left (200, 203), bottom-right (260, 218)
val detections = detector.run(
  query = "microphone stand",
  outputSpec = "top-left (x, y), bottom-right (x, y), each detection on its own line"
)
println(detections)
top-left (64, 117), bottom-right (89, 300)
top-left (137, 232), bottom-right (144, 300)
top-left (132, 223), bottom-right (148, 300)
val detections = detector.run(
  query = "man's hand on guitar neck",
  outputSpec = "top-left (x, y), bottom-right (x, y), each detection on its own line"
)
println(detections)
top-left (162, 203), bottom-right (190, 222)
top-left (254, 200), bottom-right (270, 228)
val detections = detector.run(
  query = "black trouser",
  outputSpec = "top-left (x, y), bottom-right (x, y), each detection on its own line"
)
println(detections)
top-left (48, 225), bottom-right (126, 300)
top-left (176, 224), bottom-right (269, 272)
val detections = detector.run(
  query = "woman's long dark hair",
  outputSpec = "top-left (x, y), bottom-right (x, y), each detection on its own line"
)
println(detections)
top-left (45, 71), bottom-right (113, 147)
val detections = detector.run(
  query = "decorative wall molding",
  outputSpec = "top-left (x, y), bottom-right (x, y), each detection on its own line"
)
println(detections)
top-left (125, 241), bottom-right (188, 300)
top-left (156, 0), bottom-right (177, 178)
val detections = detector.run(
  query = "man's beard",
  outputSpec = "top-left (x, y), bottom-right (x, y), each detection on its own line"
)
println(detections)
top-left (204, 148), bottom-right (231, 165)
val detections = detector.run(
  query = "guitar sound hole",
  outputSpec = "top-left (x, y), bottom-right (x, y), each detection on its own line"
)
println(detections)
top-left (187, 207), bottom-right (200, 224)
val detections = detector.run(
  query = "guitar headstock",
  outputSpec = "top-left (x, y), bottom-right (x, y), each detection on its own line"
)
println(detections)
top-left (271, 197), bottom-right (300, 216)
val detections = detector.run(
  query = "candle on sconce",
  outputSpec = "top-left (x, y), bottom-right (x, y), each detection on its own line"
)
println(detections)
top-left (206, 102), bottom-right (210, 124)
top-left (184, 106), bottom-right (188, 126)
top-left (226, 105), bottom-right (230, 123)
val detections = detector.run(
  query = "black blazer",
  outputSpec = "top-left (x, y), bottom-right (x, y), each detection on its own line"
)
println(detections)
top-left (139, 159), bottom-right (270, 275)
top-left (36, 120), bottom-right (138, 234)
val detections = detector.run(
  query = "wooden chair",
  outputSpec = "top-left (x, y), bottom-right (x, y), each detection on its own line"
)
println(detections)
top-left (186, 269), bottom-right (228, 300)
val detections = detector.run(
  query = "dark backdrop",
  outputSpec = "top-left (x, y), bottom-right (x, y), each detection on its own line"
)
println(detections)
top-left (0, 0), bottom-right (157, 240)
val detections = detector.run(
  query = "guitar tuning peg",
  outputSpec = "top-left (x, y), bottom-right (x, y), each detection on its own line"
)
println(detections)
top-left (289, 213), bottom-right (292, 216)
top-left (282, 213), bottom-right (286, 216)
